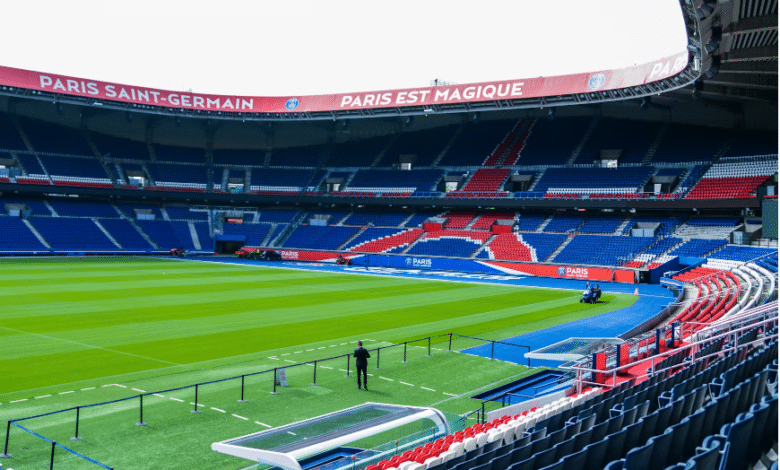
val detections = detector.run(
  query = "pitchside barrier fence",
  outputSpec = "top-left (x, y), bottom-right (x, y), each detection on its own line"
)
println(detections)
top-left (2, 333), bottom-right (531, 469)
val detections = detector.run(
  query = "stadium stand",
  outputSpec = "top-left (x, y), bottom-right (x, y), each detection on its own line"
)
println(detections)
top-left (0, 112), bottom-right (28, 151)
top-left (136, 219), bottom-right (188, 250)
top-left (268, 145), bottom-right (324, 167)
top-left (28, 216), bottom-right (117, 251)
top-left (515, 214), bottom-right (548, 232)
top-left (17, 117), bottom-right (94, 156)
top-left (514, 117), bottom-right (590, 166)
top-left (328, 136), bottom-right (391, 167)
top-left (213, 148), bottom-right (265, 166)
top-left (282, 225), bottom-right (360, 250)
top-left (48, 198), bottom-right (119, 218)
top-left (376, 125), bottom-right (458, 167)
top-left (668, 239), bottom-right (729, 258)
top-left (553, 235), bottom-right (655, 266)
top-left (344, 228), bottom-right (423, 253)
top-left (153, 144), bottom-right (205, 164)
top-left (447, 168), bottom-right (509, 198)
top-left (342, 212), bottom-right (379, 226)
top-left (405, 230), bottom-right (491, 257)
top-left (98, 218), bottom-right (154, 250)
top-left (543, 214), bottom-right (585, 233)
top-left (577, 215), bottom-right (625, 234)
top-left (373, 212), bottom-right (410, 227)
top-left (258, 209), bottom-right (300, 224)
top-left (534, 167), bottom-right (653, 196)
top-left (0, 216), bottom-right (49, 251)
top-left (437, 120), bottom-right (516, 166)
top-left (685, 158), bottom-right (777, 199)
top-left (346, 169), bottom-right (443, 195)
top-left (222, 222), bottom-right (272, 246)
top-left (652, 124), bottom-right (729, 163)
top-left (38, 155), bottom-right (113, 188)
top-left (471, 213), bottom-right (516, 231)
top-left (92, 133), bottom-right (150, 160)
top-left (250, 168), bottom-right (313, 194)
top-left (574, 118), bottom-right (661, 165)
top-left (442, 211), bottom-right (479, 229)
top-left (165, 206), bottom-right (209, 221)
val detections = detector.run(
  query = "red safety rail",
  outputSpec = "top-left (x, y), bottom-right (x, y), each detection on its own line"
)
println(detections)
top-left (685, 175), bottom-right (770, 199)
top-left (347, 229), bottom-right (423, 253)
top-left (624, 261), bottom-right (644, 268)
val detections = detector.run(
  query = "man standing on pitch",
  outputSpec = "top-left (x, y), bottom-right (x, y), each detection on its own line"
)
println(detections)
top-left (353, 341), bottom-right (370, 390)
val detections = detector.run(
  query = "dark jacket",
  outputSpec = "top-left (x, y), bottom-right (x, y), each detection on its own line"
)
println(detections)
top-left (354, 347), bottom-right (371, 367)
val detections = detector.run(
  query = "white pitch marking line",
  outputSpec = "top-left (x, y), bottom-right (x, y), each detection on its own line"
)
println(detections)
top-left (284, 359), bottom-right (296, 363)
top-left (256, 421), bottom-right (272, 428)
top-left (350, 341), bottom-right (358, 344)
top-left (35, 395), bottom-right (52, 399)
top-left (317, 347), bottom-right (326, 349)
top-left (380, 377), bottom-right (394, 381)
top-left (321, 366), bottom-right (333, 369)
top-left (132, 388), bottom-right (146, 393)
top-left (153, 394), bottom-right (165, 398)
top-left (340, 343), bottom-right (348, 346)
top-left (339, 369), bottom-right (348, 372)
top-left (114, 384), bottom-right (127, 388)
top-left (294, 351), bottom-right (303, 354)
top-left (211, 407), bottom-right (226, 413)
top-left (81, 387), bottom-right (95, 391)
top-left (10, 399), bottom-right (28, 403)
top-left (281, 353), bottom-right (290, 356)
top-left (59, 391), bottom-right (75, 395)
top-left (306, 349), bottom-right (315, 352)
top-left (421, 387), bottom-right (436, 392)
top-left (233, 414), bottom-right (249, 421)
top-left (443, 393), bottom-right (458, 397)
top-left (268, 357), bottom-right (279, 360)
top-left (170, 397), bottom-right (184, 403)
top-left (329, 345), bottom-right (337, 347)
top-left (399, 381), bottom-right (414, 387)
top-left (287, 431), bottom-right (297, 436)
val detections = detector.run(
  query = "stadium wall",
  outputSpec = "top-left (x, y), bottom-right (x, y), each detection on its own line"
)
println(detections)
top-left (275, 249), bottom-right (639, 283)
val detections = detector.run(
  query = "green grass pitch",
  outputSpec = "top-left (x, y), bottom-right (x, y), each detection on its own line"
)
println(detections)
top-left (0, 258), bottom-right (636, 469)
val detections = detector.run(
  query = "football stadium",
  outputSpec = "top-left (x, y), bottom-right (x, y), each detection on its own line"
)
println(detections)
top-left (0, 1), bottom-right (778, 469)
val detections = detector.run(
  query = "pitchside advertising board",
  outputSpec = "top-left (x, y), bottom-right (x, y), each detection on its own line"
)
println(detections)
top-left (275, 249), bottom-right (637, 283)
top-left (0, 51), bottom-right (687, 113)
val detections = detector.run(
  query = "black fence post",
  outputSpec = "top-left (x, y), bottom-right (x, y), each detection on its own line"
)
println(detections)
top-left (272, 368), bottom-right (279, 394)
top-left (136, 395), bottom-right (146, 426)
top-left (345, 355), bottom-right (352, 378)
top-left (526, 346), bottom-right (531, 367)
top-left (491, 341), bottom-right (495, 360)
top-left (428, 337), bottom-right (432, 357)
top-left (49, 441), bottom-right (56, 470)
top-left (71, 407), bottom-right (82, 441)
top-left (449, 333), bottom-right (453, 351)
top-left (239, 375), bottom-right (247, 402)
top-left (375, 349), bottom-right (380, 370)
top-left (1, 420), bottom-right (11, 458)
top-left (192, 385), bottom-right (201, 413)
top-left (481, 402), bottom-right (486, 424)
top-left (403, 343), bottom-right (408, 363)
top-left (312, 361), bottom-right (318, 386)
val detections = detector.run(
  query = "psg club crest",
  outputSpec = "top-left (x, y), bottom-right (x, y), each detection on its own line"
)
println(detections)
top-left (558, 267), bottom-right (566, 276)
top-left (285, 98), bottom-right (299, 111)
top-left (588, 73), bottom-right (606, 90)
